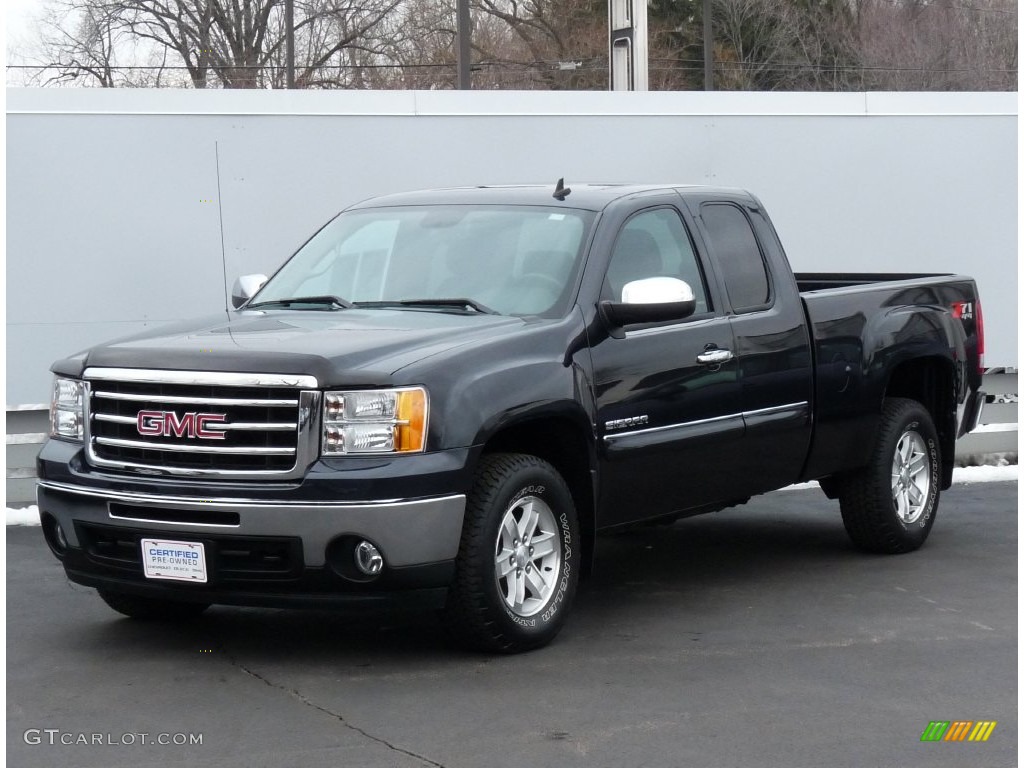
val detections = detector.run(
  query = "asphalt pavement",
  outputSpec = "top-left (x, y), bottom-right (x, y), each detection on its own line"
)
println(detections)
top-left (6, 482), bottom-right (1017, 768)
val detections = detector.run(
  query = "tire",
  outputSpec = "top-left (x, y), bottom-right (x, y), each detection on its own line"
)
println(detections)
top-left (443, 453), bottom-right (580, 653)
top-left (98, 590), bottom-right (211, 621)
top-left (838, 397), bottom-right (942, 554)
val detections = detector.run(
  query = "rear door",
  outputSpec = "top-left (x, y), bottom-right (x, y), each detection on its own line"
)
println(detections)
top-left (588, 198), bottom-right (744, 527)
top-left (689, 197), bottom-right (814, 495)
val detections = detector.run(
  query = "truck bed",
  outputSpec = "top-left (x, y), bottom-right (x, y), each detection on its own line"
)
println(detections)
top-left (794, 271), bottom-right (984, 486)
top-left (795, 272), bottom-right (951, 293)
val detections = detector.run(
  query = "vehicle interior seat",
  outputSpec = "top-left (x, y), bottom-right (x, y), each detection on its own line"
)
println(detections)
top-left (607, 229), bottom-right (663, 301)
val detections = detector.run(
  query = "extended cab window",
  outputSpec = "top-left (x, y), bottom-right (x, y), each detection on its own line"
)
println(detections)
top-left (604, 208), bottom-right (710, 314)
top-left (700, 204), bottom-right (771, 312)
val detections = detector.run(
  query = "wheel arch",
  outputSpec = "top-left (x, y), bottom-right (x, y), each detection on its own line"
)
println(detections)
top-left (883, 355), bottom-right (957, 489)
top-left (476, 406), bottom-right (598, 577)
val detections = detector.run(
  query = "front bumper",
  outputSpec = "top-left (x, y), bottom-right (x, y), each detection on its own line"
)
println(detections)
top-left (36, 440), bottom-right (473, 609)
top-left (38, 480), bottom-right (466, 568)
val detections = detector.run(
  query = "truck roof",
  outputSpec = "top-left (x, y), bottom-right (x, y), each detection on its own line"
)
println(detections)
top-left (346, 184), bottom-right (752, 212)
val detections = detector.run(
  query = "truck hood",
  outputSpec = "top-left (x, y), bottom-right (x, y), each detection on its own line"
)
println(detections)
top-left (74, 309), bottom-right (525, 387)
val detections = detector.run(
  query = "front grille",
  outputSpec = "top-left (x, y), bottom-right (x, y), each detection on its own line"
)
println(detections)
top-left (75, 522), bottom-right (303, 581)
top-left (84, 369), bottom-right (317, 476)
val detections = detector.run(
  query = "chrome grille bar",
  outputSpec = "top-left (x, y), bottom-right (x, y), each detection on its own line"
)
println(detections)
top-left (92, 391), bottom-right (298, 407)
top-left (95, 436), bottom-right (296, 455)
top-left (93, 413), bottom-right (298, 431)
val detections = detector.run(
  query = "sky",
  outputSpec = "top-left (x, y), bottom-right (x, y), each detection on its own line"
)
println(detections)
top-left (6, 0), bottom-right (44, 64)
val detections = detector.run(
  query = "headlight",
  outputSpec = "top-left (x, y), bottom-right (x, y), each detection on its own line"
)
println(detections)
top-left (50, 377), bottom-right (85, 441)
top-left (322, 387), bottom-right (427, 455)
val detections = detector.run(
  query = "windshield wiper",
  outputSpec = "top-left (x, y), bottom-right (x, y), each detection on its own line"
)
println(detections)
top-left (246, 295), bottom-right (353, 310)
top-left (354, 298), bottom-right (498, 315)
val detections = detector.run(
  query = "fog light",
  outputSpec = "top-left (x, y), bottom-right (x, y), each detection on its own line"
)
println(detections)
top-left (41, 513), bottom-right (68, 557)
top-left (354, 541), bottom-right (383, 576)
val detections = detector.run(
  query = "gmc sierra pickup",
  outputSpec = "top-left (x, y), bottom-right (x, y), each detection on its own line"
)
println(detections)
top-left (38, 183), bottom-right (985, 652)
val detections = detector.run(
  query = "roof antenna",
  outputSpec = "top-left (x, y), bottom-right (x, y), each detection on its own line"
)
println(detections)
top-left (553, 177), bottom-right (571, 201)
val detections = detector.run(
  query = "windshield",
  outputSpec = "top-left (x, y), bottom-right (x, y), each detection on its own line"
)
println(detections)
top-left (252, 205), bottom-right (596, 317)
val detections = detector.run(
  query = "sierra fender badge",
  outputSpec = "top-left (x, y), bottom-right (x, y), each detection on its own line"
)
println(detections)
top-left (605, 415), bottom-right (649, 431)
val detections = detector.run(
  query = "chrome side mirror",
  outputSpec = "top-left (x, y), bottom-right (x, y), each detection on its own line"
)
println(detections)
top-left (231, 274), bottom-right (268, 309)
top-left (621, 276), bottom-right (695, 305)
top-left (600, 277), bottom-right (697, 335)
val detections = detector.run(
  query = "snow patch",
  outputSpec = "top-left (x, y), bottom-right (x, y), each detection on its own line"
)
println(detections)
top-left (7, 506), bottom-right (40, 526)
top-left (778, 464), bottom-right (1017, 492)
top-left (951, 464), bottom-right (1019, 484)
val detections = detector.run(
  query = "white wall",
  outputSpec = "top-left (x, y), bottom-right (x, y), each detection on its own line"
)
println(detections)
top-left (6, 89), bottom-right (1017, 405)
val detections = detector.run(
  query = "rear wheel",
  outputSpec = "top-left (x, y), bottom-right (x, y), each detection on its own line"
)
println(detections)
top-left (839, 397), bottom-right (941, 553)
top-left (98, 590), bottom-right (211, 620)
top-left (443, 453), bottom-right (580, 653)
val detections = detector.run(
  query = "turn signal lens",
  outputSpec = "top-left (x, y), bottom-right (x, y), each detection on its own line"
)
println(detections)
top-left (396, 389), bottom-right (427, 453)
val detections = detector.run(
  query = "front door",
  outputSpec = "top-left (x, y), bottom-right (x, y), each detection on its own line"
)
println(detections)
top-left (589, 204), bottom-right (744, 528)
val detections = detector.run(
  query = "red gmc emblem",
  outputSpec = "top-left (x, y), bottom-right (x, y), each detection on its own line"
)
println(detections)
top-left (137, 410), bottom-right (227, 440)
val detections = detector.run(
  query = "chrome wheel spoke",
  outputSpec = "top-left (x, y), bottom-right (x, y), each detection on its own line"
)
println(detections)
top-left (504, 569), bottom-right (519, 605)
top-left (907, 483), bottom-right (924, 505)
top-left (518, 501), bottom-right (539, 540)
top-left (899, 436), bottom-right (913, 464)
top-left (513, 570), bottom-right (526, 609)
top-left (501, 514), bottom-right (518, 547)
top-left (908, 453), bottom-right (927, 474)
top-left (525, 566), bottom-right (548, 598)
top-left (496, 547), bottom-right (516, 577)
top-left (894, 489), bottom-right (905, 520)
top-left (530, 531), bottom-right (557, 559)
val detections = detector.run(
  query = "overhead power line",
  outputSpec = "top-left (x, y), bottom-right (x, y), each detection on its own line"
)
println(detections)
top-left (6, 61), bottom-right (1017, 75)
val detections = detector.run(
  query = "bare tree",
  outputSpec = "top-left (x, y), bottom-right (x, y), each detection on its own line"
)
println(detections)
top-left (856, 0), bottom-right (1016, 90)
top-left (466, 0), bottom-right (608, 88)
top-left (710, 0), bottom-right (804, 89)
top-left (11, 0), bottom-right (1016, 89)
top-left (27, 0), bottom-right (174, 86)
top-left (26, 0), bottom-right (405, 88)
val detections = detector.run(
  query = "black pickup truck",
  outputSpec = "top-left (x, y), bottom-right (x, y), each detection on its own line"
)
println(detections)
top-left (38, 183), bottom-right (985, 652)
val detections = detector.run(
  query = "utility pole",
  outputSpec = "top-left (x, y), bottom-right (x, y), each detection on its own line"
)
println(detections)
top-left (456, 0), bottom-right (471, 89)
top-left (703, 0), bottom-right (713, 90)
top-left (285, 0), bottom-right (295, 88)
top-left (608, 0), bottom-right (648, 90)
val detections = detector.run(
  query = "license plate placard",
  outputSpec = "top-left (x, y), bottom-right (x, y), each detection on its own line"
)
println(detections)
top-left (140, 539), bottom-right (207, 583)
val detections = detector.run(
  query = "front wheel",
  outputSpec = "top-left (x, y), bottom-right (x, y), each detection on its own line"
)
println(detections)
top-left (443, 453), bottom-right (580, 653)
top-left (838, 397), bottom-right (941, 553)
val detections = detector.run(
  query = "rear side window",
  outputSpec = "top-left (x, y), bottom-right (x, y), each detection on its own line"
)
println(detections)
top-left (700, 204), bottom-right (771, 312)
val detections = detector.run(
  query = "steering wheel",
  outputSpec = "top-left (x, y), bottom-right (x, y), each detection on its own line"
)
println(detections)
top-left (519, 272), bottom-right (562, 294)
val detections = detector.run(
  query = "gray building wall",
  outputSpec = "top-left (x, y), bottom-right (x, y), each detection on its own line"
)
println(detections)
top-left (6, 89), bottom-right (1017, 406)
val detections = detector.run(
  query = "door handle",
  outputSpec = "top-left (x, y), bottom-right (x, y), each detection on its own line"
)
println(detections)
top-left (696, 348), bottom-right (734, 366)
